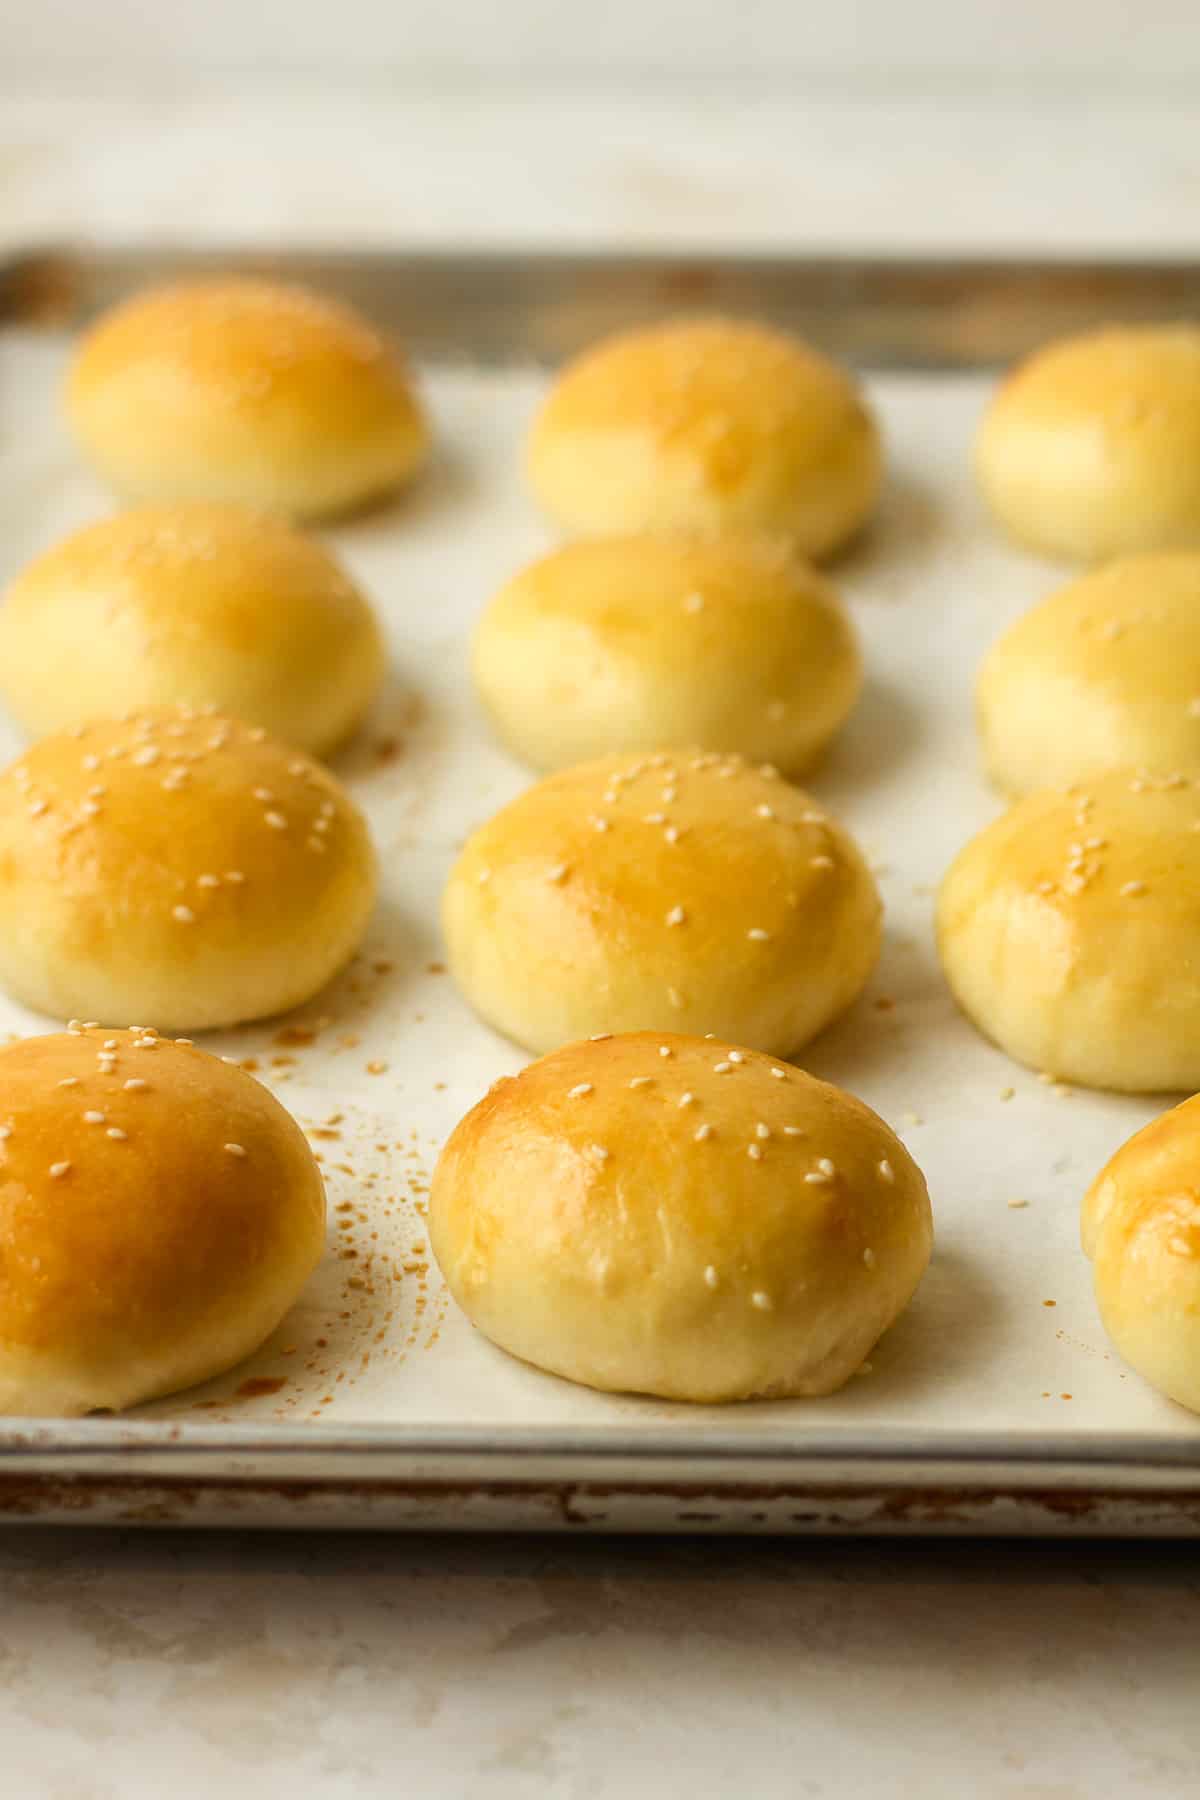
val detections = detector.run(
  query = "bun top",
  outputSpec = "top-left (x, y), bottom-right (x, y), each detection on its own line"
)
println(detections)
top-left (0, 503), bottom-right (384, 756)
top-left (65, 277), bottom-right (428, 518)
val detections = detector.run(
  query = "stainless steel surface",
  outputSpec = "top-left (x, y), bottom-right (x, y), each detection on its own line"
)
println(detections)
top-left (4, 245), bottom-right (1200, 370)
top-left (1, 245), bottom-right (1199, 1534)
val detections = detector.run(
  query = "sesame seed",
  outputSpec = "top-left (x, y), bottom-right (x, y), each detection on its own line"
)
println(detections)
top-left (224, 870), bottom-right (245, 884)
top-left (248, 728), bottom-right (266, 742)
top-left (1120, 881), bottom-right (1146, 897)
top-left (804, 1170), bottom-right (832, 1185)
top-left (224, 1143), bottom-right (247, 1157)
top-left (878, 1158), bottom-right (895, 1183)
top-left (755, 804), bottom-right (775, 820)
top-left (306, 836), bottom-right (326, 853)
top-left (1189, 698), bottom-right (1200, 717)
top-left (264, 811), bottom-right (288, 830)
top-left (667, 986), bottom-right (684, 1008)
top-left (27, 798), bottom-right (47, 817)
top-left (1130, 778), bottom-right (1147, 793)
top-left (800, 811), bottom-right (825, 824)
top-left (197, 873), bottom-right (220, 888)
top-left (80, 799), bottom-right (101, 818)
top-left (547, 862), bottom-right (569, 883)
top-left (628, 1076), bottom-right (652, 1088)
top-left (106, 1127), bottom-right (127, 1141)
top-left (174, 1038), bottom-right (193, 1047)
top-left (694, 1123), bottom-right (714, 1142)
top-left (643, 812), bottom-right (666, 825)
top-left (131, 746), bottom-right (160, 766)
top-left (728, 1051), bottom-right (745, 1064)
top-left (704, 1264), bottom-right (719, 1287)
top-left (82, 1110), bottom-right (105, 1125)
top-left (123, 1079), bottom-right (147, 1092)
top-left (683, 592), bottom-right (705, 613)
top-left (678, 1091), bottom-right (696, 1107)
top-left (172, 904), bottom-right (196, 924)
top-left (477, 869), bottom-right (491, 884)
top-left (810, 855), bottom-right (834, 871)
top-left (747, 928), bottom-right (771, 941)
top-left (319, 800), bottom-right (335, 818)
top-left (103, 1039), bottom-right (117, 1050)
top-left (288, 760), bottom-right (307, 775)
top-left (747, 1143), bottom-right (764, 1160)
top-left (770, 1068), bottom-right (786, 1080)
top-left (0, 1125), bottom-right (10, 1139)
top-left (750, 1291), bottom-right (772, 1310)
top-left (588, 1144), bottom-right (610, 1163)
top-left (81, 753), bottom-right (100, 771)
top-left (658, 1045), bottom-right (672, 1058)
top-left (863, 1248), bottom-right (877, 1269)
top-left (49, 1161), bottom-right (71, 1179)
top-left (132, 1039), bottom-right (156, 1049)
top-left (756, 1123), bottom-right (771, 1140)
top-left (665, 905), bottom-right (686, 926)
top-left (664, 826), bottom-right (680, 845)
top-left (591, 816), bottom-right (609, 833)
top-left (816, 1157), bottom-right (836, 1176)
top-left (56, 1076), bottom-right (78, 1088)
top-left (312, 816), bottom-right (330, 833)
top-left (713, 1061), bottom-right (732, 1073)
top-left (568, 1083), bottom-right (593, 1098)
top-left (589, 1033), bottom-right (612, 1041)
top-left (661, 786), bottom-right (677, 803)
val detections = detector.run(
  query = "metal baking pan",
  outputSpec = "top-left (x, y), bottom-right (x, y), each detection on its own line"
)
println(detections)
top-left (1, 246), bottom-right (1199, 1535)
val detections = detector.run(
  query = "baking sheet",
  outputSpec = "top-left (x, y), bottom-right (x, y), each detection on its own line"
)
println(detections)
top-left (1, 269), bottom-right (1199, 1528)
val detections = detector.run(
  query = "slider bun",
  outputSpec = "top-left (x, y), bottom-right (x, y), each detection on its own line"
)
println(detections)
top-left (527, 317), bottom-right (880, 557)
top-left (443, 750), bottom-right (881, 1057)
top-left (471, 531), bottom-right (862, 775)
top-left (66, 277), bottom-right (428, 518)
top-left (1082, 1092), bottom-right (1200, 1414)
top-left (431, 1032), bottom-right (932, 1402)
top-left (0, 504), bottom-right (384, 757)
top-left (976, 325), bottom-right (1200, 561)
top-left (0, 1029), bottom-right (324, 1416)
top-left (937, 771), bottom-right (1200, 1091)
top-left (977, 553), bottom-right (1200, 796)
top-left (0, 709), bottom-right (377, 1031)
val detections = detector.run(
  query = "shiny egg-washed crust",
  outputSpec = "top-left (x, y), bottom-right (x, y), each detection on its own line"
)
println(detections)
top-left (430, 1032), bottom-right (932, 1403)
top-left (1082, 1092), bottom-right (1200, 1414)
top-left (975, 325), bottom-right (1200, 562)
top-left (0, 1030), bottom-right (325, 1416)
top-left (442, 750), bottom-right (882, 1057)
top-left (937, 770), bottom-right (1200, 1091)
top-left (526, 317), bottom-right (881, 557)
top-left (471, 530), bottom-right (862, 776)
top-left (0, 708), bottom-right (377, 1031)
top-left (976, 553), bottom-right (1200, 796)
top-left (66, 278), bottom-right (429, 519)
top-left (0, 504), bottom-right (385, 757)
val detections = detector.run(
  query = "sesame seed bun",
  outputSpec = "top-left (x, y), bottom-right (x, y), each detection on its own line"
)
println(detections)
top-left (1082, 1092), bottom-right (1200, 1414)
top-left (65, 278), bottom-right (428, 519)
top-left (430, 1032), bottom-right (932, 1402)
top-left (0, 504), bottom-right (384, 757)
top-left (976, 553), bottom-right (1200, 797)
top-left (526, 318), bottom-right (880, 557)
top-left (471, 531), bottom-right (862, 776)
top-left (976, 325), bottom-right (1200, 562)
top-left (0, 708), bottom-right (377, 1032)
top-left (0, 1029), bottom-right (324, 1416)
top-left (442, 750), bottom-right (882, 1057)
top-left (936, 771), bottom-right (1200, 1091)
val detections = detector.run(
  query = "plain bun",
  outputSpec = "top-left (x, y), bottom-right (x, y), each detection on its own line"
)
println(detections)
top-left (431, 1032), bottom-right (932, 1402)
top-left (976, 552), bottom-right (1200, 796)
top-left (0, 708), bottom-right (377, 1031)
top-left (471, 531), bottom-right (862, 775)
top-left (0, 1029), bottom-right (324, 1416)
top-left (527, 317), bottom-right (880, 557)
top-left (443, 750), bottom-right (881, 1057)
top-left (66, 277), bottom-right (428, 519)
top-left (937, 770), bottom-right (1200, 1091)
top-left (976, 325), bottom-right (1200, 561)
top-left (1083, 1092), bottom-right (1200, 1414)
top-left (0, 504), bottom-right (384, 757)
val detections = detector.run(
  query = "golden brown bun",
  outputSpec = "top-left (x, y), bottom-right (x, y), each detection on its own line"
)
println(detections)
top-left (66, 278), bottom-right (428, 519)
top-left (0, 1029), bottom-right (324, 1416)
top-left (431, 1032), bottom-right (932, 1402)
top-left (937, 771), bottom-right (1200, 1091)
top-left (1082, 1093), bottom-right (1200, 1414)
top-left (976, 325), bottom-right (1200, 561)
top-left (527, 318), bottom-right (880, 557)
top-left (471, 531), bottom-right (862, 776)
top-left (0, 708), bottom-right (377, 1031)
top-left (443, 750), bottom-right (881, 1057)
top-left (977, 553), bottom-right (1200, 796)
top-left (0, 504), bottom-right (384, 757)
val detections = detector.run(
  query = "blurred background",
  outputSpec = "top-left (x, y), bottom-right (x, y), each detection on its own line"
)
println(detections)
top-left (2, 0), bottom-right (1198, 257)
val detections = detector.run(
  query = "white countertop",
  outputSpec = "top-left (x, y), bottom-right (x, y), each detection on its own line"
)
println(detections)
top-left (3, 79), bottom-right (1200, 1800)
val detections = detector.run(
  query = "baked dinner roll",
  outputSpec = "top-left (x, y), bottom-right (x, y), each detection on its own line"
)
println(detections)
top-left (0, 1028), bottom-right (325, 1416)
top-left (937, 770), bottom-right (1200, 1091)
top-left (0, 708), bottom-right (377, 1031)
top-left (66, 277), bottom-right (428, 518)
top-left (443, 750), bottom-right (881, 1056)
top-left (976, 325), bottom-right (1200, 561)
top-left (527, 318), bottom-right (880, 557)
top-left (431, 1032), bottom-right (932, 1402)
top-left (976, 553), bottom-right (1200, 796)
top-left (471, 531), bottom-right (862, 775)
top-left (1082, 1093), bottom-right (1200, 1414)
top-left (0, 504), bottom-right (384, 756)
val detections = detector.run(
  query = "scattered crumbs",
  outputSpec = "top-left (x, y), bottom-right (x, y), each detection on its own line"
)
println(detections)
top-left (366, 1060), bottom-right (388, 1075)
top-left (902, 1111), bottom-right (923, 1126)
top-left (1043, 1299), bottom-right (1057, 1308)
top-left (999, 1086), bottom-right (1016, 1102)
top-left (1007, 1198), bottom-right (1029, 1209)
